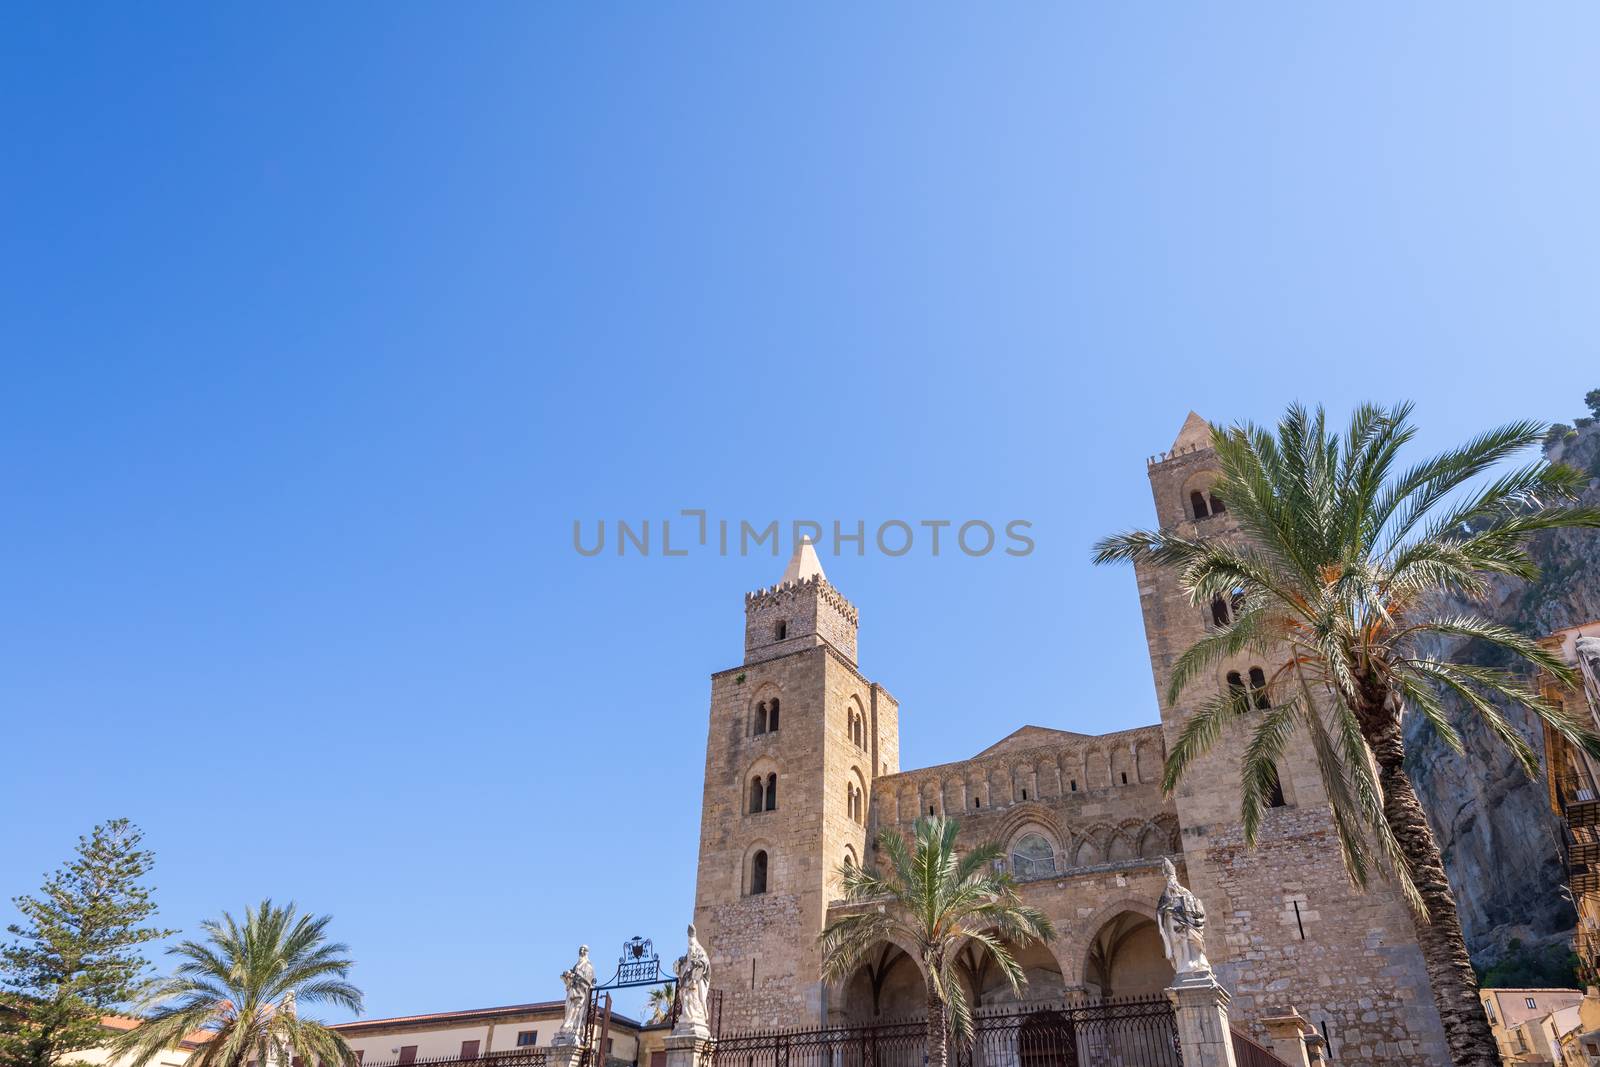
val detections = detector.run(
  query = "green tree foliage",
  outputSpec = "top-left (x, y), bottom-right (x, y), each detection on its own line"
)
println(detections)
top-left (1585, 388), bottom-right (1600, 420)
top-left (644, 985), bottom-right (675, 1024)
top-left (818, 817), bottom-right (1053, 1067)
top-left (1, 820), bottom-right (174, 1067)
top-left (113, 901), bottom-right (362, 1067)
top-left (1476, 939), bottom-right (1579, 990)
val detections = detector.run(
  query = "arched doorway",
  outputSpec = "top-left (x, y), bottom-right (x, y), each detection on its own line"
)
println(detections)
top-left (1083, 912), bottom-right (1172, 999)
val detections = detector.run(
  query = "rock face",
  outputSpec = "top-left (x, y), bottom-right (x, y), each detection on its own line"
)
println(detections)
top-left (1405, 417), bottom-right (1600, 965)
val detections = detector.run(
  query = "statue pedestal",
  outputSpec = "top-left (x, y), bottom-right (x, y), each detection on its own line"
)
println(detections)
top-left (547, 1040), bottom-right (586, 1067)
top-left (664, 1031), bottom-right (713, 1067)
top-left (1166, 972), bottom-right (1238, 1067)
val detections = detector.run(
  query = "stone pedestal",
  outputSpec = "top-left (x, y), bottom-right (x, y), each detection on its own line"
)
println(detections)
top-left (1261, 1013), bottom-right (1316, 1067)
top-left (664, 1032), bottom-right (713, 1067)
top-left (1166, 974), bottom-right (1238, 1067)
top-left (547, 1041), bottom-right (586, 1067)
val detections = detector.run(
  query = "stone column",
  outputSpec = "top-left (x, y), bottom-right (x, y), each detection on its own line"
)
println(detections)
top-left (1260, 1013), bottom-right (1315, 1067)
top-left (1166, 974), bottom-right (1239, 1067)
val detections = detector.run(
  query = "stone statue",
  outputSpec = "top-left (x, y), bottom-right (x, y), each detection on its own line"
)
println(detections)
top-left (1156, 858), bottom-right (1211, 977)
top-left (672, 923), bottom-right (711, 1037)
top-left (555, 945), bottom-right (594, 1043)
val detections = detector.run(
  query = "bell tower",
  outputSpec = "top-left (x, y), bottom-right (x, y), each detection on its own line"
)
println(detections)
top-left (1135, 412), bottom-right (1449, 1062)
top-left (691, 542), bottom-right (899, 1031)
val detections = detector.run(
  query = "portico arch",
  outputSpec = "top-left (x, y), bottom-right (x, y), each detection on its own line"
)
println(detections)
top-left (826, 936), bottom-right (926, 1024)
top-left (957, 932), bottom-right (1072, 1007)
top-left (1064, 900), bottom-right (1172, 1000)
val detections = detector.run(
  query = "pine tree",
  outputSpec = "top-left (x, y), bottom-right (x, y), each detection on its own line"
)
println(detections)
top-left (1, 820), bottom-right (175, 1067)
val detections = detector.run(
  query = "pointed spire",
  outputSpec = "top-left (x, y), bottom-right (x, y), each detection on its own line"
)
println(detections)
top-left (1171, 411), bottom-right (1212, 453)
top-left (780, 538), bottom-right (825, 584)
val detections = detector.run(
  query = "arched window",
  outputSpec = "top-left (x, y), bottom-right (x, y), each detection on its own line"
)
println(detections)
top-left (768, 698), bottom-right (780, 732)
top-left (1248, 667), bottom-right (1270, 709)
top-left (846, 780), bottom-right (866, 824)
top-left (754, 702), bottom-right (768, 736)
top-left (774, 620), bottom-right (787, 641)
top-left (842, 845), bottom-right (857, 872)
top-left (1226, 671), bottom-right (1246, 706)
top-left (750, 850), bottom-right (768, 895)
top-left (1211, 596), bottom-right (1230, 627)
top-left (1265, 764), bottom-right (1287, 809)
top-left (765, 772), bottom-right (777, 812)
top-left (749, 777), bottom-right (765, 814)
top-left (1209, 491), bottom-right (1226, 514)
top-left (1189, 491), bottom-right (1210, 520)
top-left (1010, 833), bottom-right (1057, 880)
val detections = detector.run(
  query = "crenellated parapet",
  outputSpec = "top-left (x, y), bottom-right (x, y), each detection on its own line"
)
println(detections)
top-left (744, 574), bottom-right (859, 625)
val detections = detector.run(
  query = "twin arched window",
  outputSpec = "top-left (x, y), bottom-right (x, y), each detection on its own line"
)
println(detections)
top-left (754, 698), bottom-right (781, 735)
top-left (846, 780), bottom-right (865, 824)
top-left (749, 849), bottom-right (768, 895)
top-left (1189, 488), bottom-right (1227, 520)
top-left (749, 772), bottom-right (777, 814)
top-left (847, 706), bottom-right (865, 749)
top-left (1226, 667), bottom-right (1271, 710)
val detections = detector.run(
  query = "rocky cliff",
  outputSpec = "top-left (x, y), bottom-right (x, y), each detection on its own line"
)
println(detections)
top-left (1406, 409), bottom-right (1600, 970)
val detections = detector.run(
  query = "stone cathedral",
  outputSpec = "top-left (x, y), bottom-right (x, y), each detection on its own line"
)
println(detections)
top-left (689, 415), bottom-right (1450, 1065)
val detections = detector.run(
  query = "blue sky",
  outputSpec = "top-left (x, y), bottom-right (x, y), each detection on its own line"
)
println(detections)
top-left (3, 3), bottom-right (1598, 1024)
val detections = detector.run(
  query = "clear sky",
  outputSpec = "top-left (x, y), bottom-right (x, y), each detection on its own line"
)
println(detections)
top-left (3, 2), bottom-right (1598, 1026)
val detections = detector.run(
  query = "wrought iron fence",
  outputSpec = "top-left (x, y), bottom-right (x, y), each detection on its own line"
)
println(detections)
top-left (711, 996), bottom-right (1180, 1067)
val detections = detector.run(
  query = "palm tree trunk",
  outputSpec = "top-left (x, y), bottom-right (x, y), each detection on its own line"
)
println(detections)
top-left (925, 984), bottom-right (948, 1067)
top-left (1363, 694), bottom-right (1498, 1067)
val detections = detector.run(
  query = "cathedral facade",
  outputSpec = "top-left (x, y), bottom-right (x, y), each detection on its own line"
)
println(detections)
top-left (689, 416), bottom-right (1450, 1065)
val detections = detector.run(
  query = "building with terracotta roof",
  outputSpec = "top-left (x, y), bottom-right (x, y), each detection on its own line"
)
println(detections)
top-left (330, 1002), bottom-right (650, 1067)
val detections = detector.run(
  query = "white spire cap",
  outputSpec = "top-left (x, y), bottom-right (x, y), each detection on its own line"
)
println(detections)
top-left (781, 538), bottom-right (826, 584)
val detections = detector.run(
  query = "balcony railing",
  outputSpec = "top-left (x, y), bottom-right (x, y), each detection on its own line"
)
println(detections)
top-left (1556, 775), bottom-right (1600, 825)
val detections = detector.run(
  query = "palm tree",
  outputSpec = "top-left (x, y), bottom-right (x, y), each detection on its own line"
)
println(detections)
top-left (113, 901), bottom-right (362, 1067)
top-left (1093, 403), bottom-right (1600, 1067)
top-left (644, 985), bottom-right (675, 1025)
top-left (818, 817), bottom-right (1054, 1067)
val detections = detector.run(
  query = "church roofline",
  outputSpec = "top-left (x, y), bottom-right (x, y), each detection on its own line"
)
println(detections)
top-left (879, 721), bottom-right (1165, 783)
top-left (971, 724), bottom-right (1092, 758)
